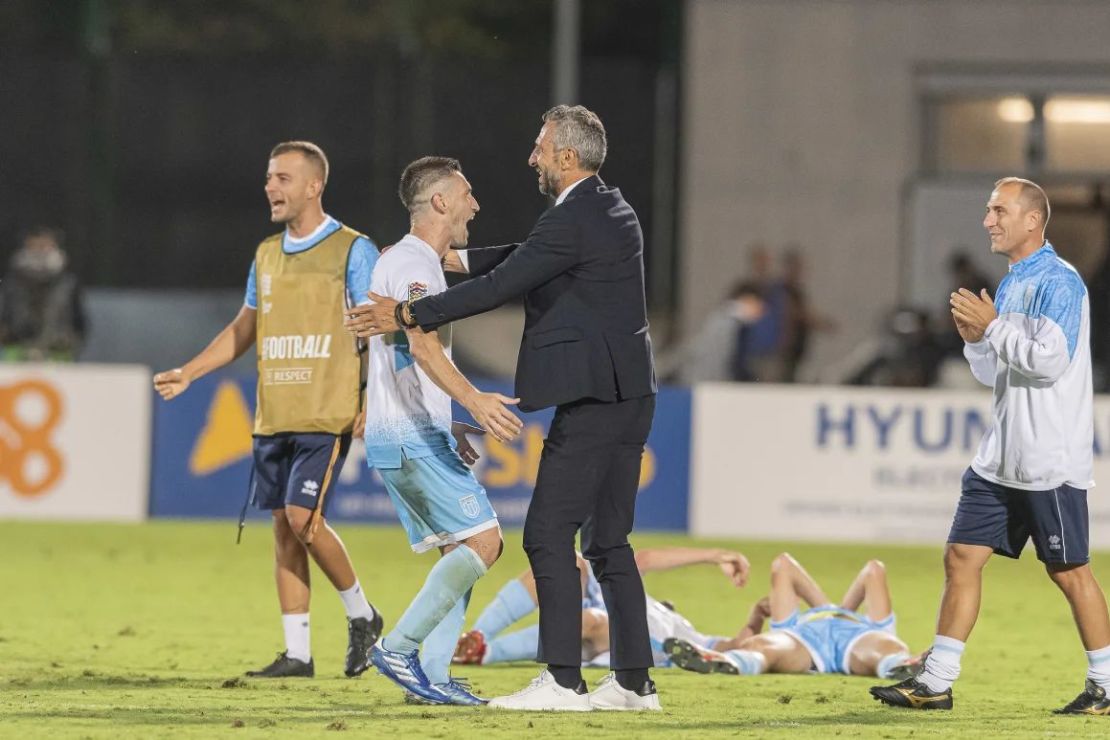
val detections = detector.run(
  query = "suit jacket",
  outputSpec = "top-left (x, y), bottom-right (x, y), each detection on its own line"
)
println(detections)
top-left (412, 175), bottom-right (657, 412)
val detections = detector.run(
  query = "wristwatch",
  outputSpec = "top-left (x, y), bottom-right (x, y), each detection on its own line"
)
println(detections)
top-left (394, 300), bottom-right (419, 329)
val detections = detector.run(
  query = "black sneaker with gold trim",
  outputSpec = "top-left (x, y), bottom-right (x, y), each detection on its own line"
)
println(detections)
top-left (1054, 680), bottom-right (1110, 715)
top-left (870, 676), bottom-right (953, 710)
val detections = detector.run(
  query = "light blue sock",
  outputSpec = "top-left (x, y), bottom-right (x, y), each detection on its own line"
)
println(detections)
top-left (420, 589), bottom-right (472, 685)
top-left (484, 624), bottom-right (540, 664)
top-left (382, 545), bottom-right (487, 655)
top-left (876, 651), bottom-right (913, 679)
top-left (473, 579), bottom-right (536, 639)
top-left (724, 649), bottom-right (766, 675)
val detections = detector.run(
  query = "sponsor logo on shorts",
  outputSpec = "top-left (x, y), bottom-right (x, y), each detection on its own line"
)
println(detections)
top-left (1049, 534), bottom-right (1062, 550)
top-left (459, 494), bottom-right (480, 519)
top-left (301, 480), bottom-right (320, 498)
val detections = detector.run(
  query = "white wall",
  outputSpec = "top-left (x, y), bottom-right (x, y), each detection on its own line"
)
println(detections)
top-left (681, 0), bottom-right (1110, 376)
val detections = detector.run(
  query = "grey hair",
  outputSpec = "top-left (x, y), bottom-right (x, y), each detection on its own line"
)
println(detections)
top-left (542, 105), bottom-right (607, 172)
top-left (994, 176), bottom-right (1051, 228)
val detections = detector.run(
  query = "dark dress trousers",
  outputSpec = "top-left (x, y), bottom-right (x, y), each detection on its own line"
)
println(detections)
top-left (411, 175), bottom-right (657, 671)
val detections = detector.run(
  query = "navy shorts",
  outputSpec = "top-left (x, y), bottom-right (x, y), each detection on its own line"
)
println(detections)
top-left (251, 433), bottom-right (351, 515)
top-left (948, 468), bottom-right (1089, 564)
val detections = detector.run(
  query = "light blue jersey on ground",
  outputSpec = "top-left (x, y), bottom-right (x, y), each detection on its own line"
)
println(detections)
top-left (583, 565), bottom-right (605, 610)
top-left (244, 215), bottom-right (378, 308)
top-left (771, 605), bottom-right (896, 674)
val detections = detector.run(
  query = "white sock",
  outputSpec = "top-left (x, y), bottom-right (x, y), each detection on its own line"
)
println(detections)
top-left (919, 634), bottom-right (964, 692)
top-left (1086, 644), bottom-right (1110, 692)
top-left (282, 613), bottom-right (311, 663)
top-left (338, 580), bottom-right (376, 621)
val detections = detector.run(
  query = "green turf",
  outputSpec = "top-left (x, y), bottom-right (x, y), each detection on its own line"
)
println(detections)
top-left (0, 520), bottom-right (1106, 738)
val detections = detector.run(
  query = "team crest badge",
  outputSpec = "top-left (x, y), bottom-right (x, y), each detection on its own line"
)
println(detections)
top-left (459, 495), bottom-right (481, 519)
top-left (407, 281), bottom-right (429, 301)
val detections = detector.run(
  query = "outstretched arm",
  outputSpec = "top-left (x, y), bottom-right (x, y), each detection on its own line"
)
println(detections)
top-left (443, 244), bottom-right (520, 276)
top-left (154, 305), bottom-right (256, 400)
top-left (344, 211), bottom-right (578, 337)
top-left (634, 547), bottom-right (750, 587)
top-left (404, 325), bottom-right (523, 443)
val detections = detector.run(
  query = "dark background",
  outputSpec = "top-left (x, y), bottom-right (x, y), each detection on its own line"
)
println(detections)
top-left (0, 0), bottom-right (682, 306)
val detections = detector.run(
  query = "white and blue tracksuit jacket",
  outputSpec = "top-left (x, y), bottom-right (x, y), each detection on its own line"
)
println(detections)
top-left (964, 243), bottom-right (1094, 491)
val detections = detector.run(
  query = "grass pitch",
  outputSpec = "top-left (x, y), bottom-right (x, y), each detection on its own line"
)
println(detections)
top-left (0, 520), bottom-right (1107, 738)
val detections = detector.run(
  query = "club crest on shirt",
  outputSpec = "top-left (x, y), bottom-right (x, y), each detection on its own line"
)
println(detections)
top-left (407, 282), bottom-right (429, 301)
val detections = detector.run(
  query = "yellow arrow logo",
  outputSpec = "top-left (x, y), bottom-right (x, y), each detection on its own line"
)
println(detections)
top-left (188, 380), bottom-right (253, 475)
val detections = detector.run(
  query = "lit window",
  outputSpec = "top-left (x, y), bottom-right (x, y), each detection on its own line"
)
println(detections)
top-left (1045, 95), bottom-right (1110, 171)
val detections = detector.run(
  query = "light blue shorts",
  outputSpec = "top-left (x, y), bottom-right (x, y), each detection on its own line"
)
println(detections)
top-left (772, 606), bottom-right (896, 674)
top-left (377, 450), bottom-right (499, 553)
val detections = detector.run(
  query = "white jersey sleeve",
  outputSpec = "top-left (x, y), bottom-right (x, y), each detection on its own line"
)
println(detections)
top-left (962, 339), bottom-right (997, 387)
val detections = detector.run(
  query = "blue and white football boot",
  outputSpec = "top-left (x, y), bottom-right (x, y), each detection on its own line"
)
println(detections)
top-left (370, 644), bottom-right (451, 704)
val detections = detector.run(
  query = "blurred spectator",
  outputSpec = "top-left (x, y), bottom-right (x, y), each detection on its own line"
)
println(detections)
top-left (742, 243), bottom-right (788, 381)
top-left (939, 251), bottom-right (993, 357)
top-left (729, 281), bottom-right (769, 382)
top-left (848, 306), bottom-right (944, 388)
top-left (0, 227), bottom-right (87, 361)
top-left (947, 251), bottom-right (992, 297)
top-left (780, 247), bottom-right (835, 381)
top-left (659, 280), bottom-right (766, 384)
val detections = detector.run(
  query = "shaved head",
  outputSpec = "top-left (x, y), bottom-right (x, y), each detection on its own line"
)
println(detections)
top-left (994, 177), bottom-right (1050, 230)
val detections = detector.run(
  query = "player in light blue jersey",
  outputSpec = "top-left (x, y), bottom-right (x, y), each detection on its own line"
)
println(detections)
top-left (664, 553), bottom-right (918, 681)
top-left (348, 156), bottom-right (521, 706)
top-left (452, 547), bottom-right (751, 669)
top-left (873, 178), bottom-right (1110, 716)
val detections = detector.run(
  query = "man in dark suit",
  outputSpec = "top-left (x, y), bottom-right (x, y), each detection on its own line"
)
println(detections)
top-left (345, 105), bottom-right (659, 711)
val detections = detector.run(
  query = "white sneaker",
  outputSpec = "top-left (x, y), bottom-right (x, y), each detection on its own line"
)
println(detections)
top-left (588, 673), bottom-right (662, 711)
top-left (487, 670), bottom-right (592, 712)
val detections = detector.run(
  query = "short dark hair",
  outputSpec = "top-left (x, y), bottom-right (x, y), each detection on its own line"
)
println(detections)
top-left (995, 176), bottom-right (1050, 228)
top-left (542, 105), bottom-right (607, 171)
top-left (270, 140), bottom-right (329, 184)
top-left (399, 156), bottom-right (461, 213)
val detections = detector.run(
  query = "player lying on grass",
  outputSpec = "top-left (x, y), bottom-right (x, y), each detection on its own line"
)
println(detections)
top-left (663, 553), bottom-right (919, 680)
top-left (452, 546), bottom-right (752, 669)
